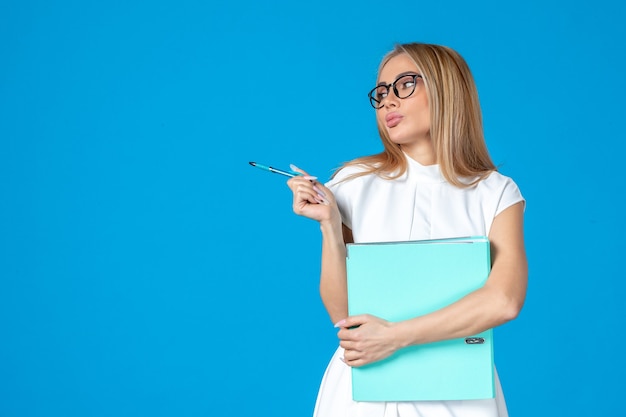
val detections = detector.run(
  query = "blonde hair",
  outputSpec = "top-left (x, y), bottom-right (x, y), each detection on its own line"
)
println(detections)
top-left (336, 42), bottom-right (496, 187)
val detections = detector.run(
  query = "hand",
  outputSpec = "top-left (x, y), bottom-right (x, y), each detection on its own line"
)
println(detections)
top-left (335, 314), bottom-right (400, 367)
top-left (287, 165), bottom-right (339, 223)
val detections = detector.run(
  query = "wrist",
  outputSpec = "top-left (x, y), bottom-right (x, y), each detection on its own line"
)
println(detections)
top-left (392, 319), bottom-right (419, 349)
top-left (319, 213), bottom-right (342, 236)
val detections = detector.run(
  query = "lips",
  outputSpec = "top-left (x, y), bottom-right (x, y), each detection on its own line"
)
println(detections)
top-left (385, 112), bottom-right (403, 128)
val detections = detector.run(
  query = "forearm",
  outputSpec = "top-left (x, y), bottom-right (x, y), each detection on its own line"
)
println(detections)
top-left (393, 263), bottom-right (527, 348)
top-left (286, 172), bottom-right (348, 324)
top-left (393, 202), bottom-right (528, 348)
top-left (319, 219), bottom-right (349, 324)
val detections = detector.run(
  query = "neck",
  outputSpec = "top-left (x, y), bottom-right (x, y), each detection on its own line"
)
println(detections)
top-left (400, 139), bottom-right (436, 166)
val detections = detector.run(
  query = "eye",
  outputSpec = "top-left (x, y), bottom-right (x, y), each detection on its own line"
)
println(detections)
top-left (374, 86), bottom-right (389, 99)
top-left (397, 75), bottom-right (416, 91)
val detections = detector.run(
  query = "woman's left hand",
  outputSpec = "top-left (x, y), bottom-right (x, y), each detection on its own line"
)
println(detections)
top-left (335, 315), bottom-right (400, 367)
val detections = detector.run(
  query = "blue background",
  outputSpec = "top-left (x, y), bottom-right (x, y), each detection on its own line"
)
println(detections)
top-left (1, 0), bottom-right (624, 415)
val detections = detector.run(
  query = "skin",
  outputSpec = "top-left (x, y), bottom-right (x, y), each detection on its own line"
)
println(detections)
top-left (287, 53), bottom-right (528, 368)
top-left (375, 53), bottom-right (434, 165)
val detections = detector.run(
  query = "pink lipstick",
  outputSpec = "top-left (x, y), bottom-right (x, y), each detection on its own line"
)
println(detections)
top-left (385, 112), bottom-right (403, 128)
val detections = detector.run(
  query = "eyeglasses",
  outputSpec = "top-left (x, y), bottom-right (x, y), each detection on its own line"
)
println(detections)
top-left (367, 74), bottom-right (423, 109)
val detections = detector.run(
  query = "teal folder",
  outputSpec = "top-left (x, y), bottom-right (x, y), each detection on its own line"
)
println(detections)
top-left (346, 236), bottom-right (494, 402)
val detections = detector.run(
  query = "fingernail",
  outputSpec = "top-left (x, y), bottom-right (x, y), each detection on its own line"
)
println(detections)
top-left (289, 164), bottom-right (300, 171)
top-left (303, 175), bottom-right (317, 180)
top-left (334, 319), bottom-right (346, 328)
top-left (313, 185), bottom-right (326, 197)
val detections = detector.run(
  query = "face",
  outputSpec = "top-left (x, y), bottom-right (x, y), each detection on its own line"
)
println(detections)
top-left (375, 53), bottom-right (430, 149)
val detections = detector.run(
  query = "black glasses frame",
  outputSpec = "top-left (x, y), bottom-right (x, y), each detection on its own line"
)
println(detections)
top-left (368, 74), bottom-right (423, 109)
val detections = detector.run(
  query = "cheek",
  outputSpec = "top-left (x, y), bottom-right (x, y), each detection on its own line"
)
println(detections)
top-left (376, 112), bottom-right (386, 128)
top-left (418, 100), bottom-right (430, 122)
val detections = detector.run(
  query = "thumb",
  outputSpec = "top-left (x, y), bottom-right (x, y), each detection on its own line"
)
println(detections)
top-left (289, 164), bottom-right (310, 177)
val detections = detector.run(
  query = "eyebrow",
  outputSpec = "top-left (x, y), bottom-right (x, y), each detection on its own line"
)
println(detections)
top-left (377, 71), bottom-right (420, 87)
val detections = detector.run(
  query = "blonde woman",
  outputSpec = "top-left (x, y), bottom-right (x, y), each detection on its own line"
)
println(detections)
top-left (288, 42), bottom-right (527, 417)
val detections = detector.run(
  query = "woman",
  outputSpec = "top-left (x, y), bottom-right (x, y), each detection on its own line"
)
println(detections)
top-left (287, 42), bottom-right (527, 417)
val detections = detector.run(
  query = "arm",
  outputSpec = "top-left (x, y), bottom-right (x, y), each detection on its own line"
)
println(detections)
top-left (286, 168), bottom-right (353, 324)
top-left (319, 223), bottom-right (353, 324)
top-left (338, 201), bottom-right (528, 367)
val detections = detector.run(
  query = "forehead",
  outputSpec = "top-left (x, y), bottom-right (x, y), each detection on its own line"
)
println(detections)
top-left (378, 53), bottom-right (420, 82)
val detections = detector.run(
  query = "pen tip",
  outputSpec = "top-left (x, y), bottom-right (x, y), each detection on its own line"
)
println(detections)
top-left (249, 161), bottom-right (256, 166)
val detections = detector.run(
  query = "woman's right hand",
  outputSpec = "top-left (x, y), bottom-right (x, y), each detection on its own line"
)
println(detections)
top-left (287, 164), bottom-right (340, 224)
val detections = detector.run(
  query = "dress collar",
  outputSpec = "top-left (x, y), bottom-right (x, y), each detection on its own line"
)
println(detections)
top-left (404, 153), bottom-right (446, 184)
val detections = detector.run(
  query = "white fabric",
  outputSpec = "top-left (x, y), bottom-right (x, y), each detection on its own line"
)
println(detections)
top-left (314, 154), bottom-right (524, 417)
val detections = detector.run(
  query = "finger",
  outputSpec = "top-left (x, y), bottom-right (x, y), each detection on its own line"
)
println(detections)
top-left (338, 314), bottom-right (370, 329)
top-left (294, 192), bottom-right (321, 208)
top-left (288, 178), bottom-right (321, 199)
top-left (287, 175), bottom-right (316, 189)
top-left (345, 358), bottom-right (367, 368)
top-left (288, 177), bottom-right (315, 194)
top-left (343, 348), bottom-right (362, 361)
top-left (312, 181), bottom-right (331, 194)
top-left (295, 182), bottom-right (324, 203)
top-left (289, 164), bottom-right (310, 177)
top-left (294, 182), bottom-right (329, 205)
top-left (289, 165), bottom-right (323, 187)
top-left (343, 350), bottom-right (369, 368)
top-left (337, 326), bottom-right (362, 342)
top-left (339, 340), bottom-right (360, 351)
top-left (312, 184), bottom-right (326, 198)
top-left (313, 185), bottom-right (333, 206)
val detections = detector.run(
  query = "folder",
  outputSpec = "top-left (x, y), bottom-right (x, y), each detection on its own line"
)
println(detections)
top-left (346, 236), bottom-right (494, 402)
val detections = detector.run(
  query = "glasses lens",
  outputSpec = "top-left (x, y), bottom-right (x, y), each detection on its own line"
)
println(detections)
top-left (394, 75), bottom-right (418, 99)
top-left (368, 85), bottom-right (388, 108)
top-left (394, 75), bottom-right (419, 99)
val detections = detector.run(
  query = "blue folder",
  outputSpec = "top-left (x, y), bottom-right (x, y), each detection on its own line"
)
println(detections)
top-left (346, 236), bottom-right (494, 402)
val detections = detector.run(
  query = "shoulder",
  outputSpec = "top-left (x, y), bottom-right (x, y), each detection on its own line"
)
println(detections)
top-left (477, 170), bottom-right (525, 213)
top-left (480, 170), bottom-right (519, 188)
top-left (325, 163), bottom-right (373, 188)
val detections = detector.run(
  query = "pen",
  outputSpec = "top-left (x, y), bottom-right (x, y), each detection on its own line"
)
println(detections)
top-left (249, 161), bottom-right (302, 178)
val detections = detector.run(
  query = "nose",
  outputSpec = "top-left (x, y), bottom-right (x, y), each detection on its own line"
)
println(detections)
top-left (381, 90), bottom-right (399, 108)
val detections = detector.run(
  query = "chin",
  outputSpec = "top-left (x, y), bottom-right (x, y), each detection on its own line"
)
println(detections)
top-left (387, 133), bottom-right (411, 146)
top-left (385, 129), bottom-right (401, 142)
top-left (387, 129), bottom-right (430, 147)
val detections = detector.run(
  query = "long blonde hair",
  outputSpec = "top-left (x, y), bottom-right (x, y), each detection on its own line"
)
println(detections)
top-left (336, 43), bottom-right (496, 187)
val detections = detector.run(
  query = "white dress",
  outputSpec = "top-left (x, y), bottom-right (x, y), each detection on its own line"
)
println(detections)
top-left (315, 154), bottom-right (525, 417)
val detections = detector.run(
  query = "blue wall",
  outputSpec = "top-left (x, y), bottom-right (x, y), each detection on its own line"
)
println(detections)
top-left (1, 0), bottom-right (625, 415)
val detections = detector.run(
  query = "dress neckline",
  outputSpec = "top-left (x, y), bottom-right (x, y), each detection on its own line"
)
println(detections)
top-left (404, 153), bottom-right (446, 184)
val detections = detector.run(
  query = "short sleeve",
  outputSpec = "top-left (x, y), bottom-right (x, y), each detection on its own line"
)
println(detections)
top-left (324, 165), bottom-right (366, 231)
top-left (495, 175), bottom-right (525, 217)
